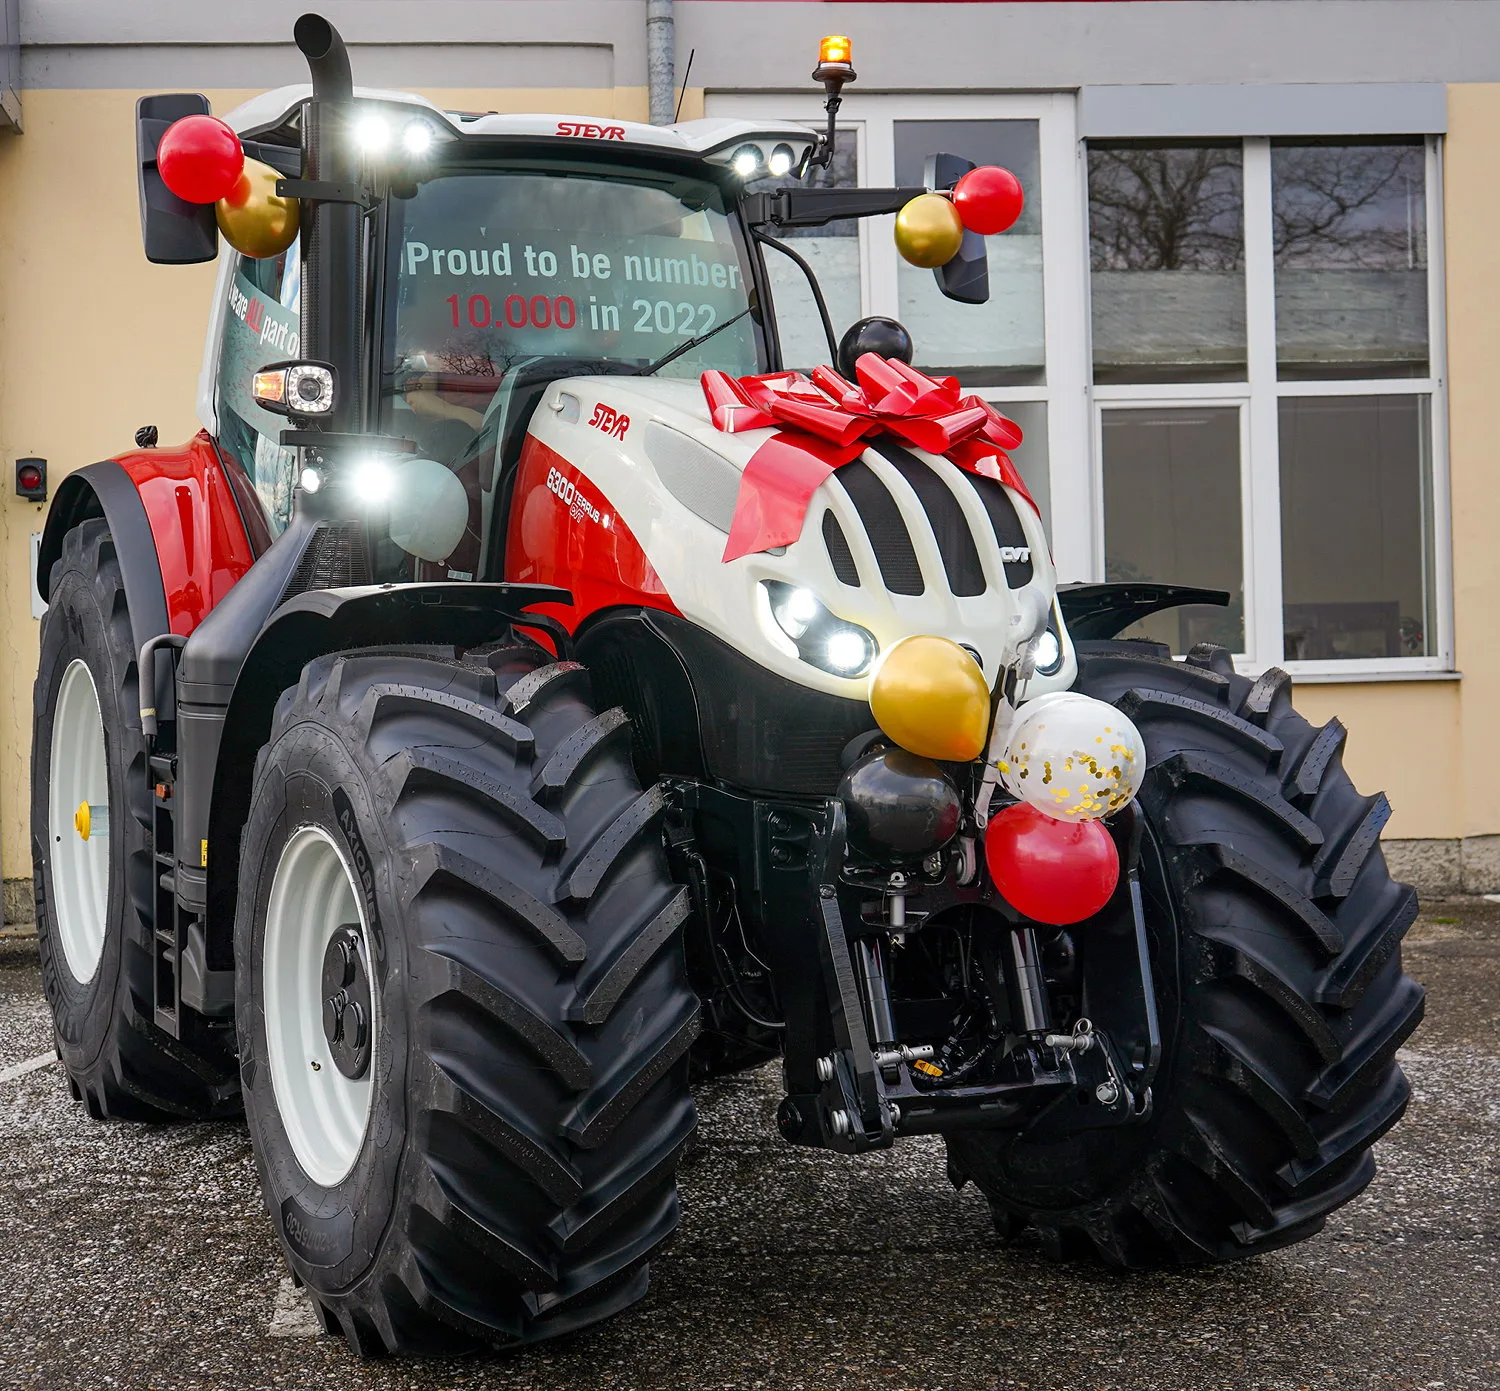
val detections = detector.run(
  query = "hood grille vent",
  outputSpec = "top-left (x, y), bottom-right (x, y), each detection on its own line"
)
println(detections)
top-left (832, 459), bottom-right (925, 596)
top-left (822, 510), bottom-right (860, 586)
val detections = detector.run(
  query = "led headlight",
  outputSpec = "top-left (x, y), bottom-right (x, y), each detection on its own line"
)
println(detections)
top-left (767, 143), bottom-right (796, 178)
top-left (354, 111), bottom-right (391, 154)
top-left (402, 119), bottom-right (435, 156)
top-left (731, 144), bottom-right (763, 178)
top-left (252, 360), bottom-right (336, 417)
top-left (1031, 627), bottom-right (1063, 676)
top-left (765, 581), bottom-right (878, 677)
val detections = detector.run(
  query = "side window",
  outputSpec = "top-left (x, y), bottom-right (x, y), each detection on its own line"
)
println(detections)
top-left (214, 245), bottom-right (301, 535)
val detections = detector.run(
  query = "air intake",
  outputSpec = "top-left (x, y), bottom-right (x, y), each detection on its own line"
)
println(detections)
top-left (278, 521), bottom-right (372, 606)
top-left (822, 510), bottom-right (860, 586)
top-left (645, 421), bottom-right (742, 533)
top-left (872, 442), bottom-right (986, 596)
top-left (961, 471), bottom-right (1034, 589)
top-left (833, 459), bottom-right (924, 596)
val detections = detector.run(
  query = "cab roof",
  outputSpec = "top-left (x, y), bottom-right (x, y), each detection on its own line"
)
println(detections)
top-left (225, 85), bottom-right (817, 165)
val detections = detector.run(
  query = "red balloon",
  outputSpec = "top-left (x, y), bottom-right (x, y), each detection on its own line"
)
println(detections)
top-left (952, 165), bottom-right (1025, 236)
top-left (983, 802), bottom-right (1119, 926)
top-left (157, 115), bottom-right (244, 204)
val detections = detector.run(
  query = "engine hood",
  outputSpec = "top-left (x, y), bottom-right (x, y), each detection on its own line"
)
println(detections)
top-left (513, 374), bottom-right (1076, 701)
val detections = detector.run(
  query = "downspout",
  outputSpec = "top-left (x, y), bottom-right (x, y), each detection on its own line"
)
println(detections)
top-left (647, 0), bottom-right (674, 125)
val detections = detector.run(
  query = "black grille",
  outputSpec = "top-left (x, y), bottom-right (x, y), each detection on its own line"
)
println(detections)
top-left (279, 523), bottom-right (372, 605)
top-left (961, 472), bottom-right (1034, 589)
top-left (822, 510), bottom-right (860, 586)
top-left (873, 442), bottom-right (986, 596)
top-left (834, 460), bottom-right (924, 595)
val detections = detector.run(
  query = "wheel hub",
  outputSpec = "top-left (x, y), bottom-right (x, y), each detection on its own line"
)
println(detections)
top-left (321, 924), bottom-right (372, 1079)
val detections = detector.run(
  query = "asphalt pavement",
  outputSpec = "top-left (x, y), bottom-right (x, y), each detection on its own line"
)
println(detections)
top-left (0, 899), bottom-right (1495, 1391)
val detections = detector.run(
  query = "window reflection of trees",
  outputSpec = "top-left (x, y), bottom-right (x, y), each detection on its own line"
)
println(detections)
top-left (1272, 144), bottom-right (1425, 270)
top-left (1088, 145), bottom-right (1244, 271)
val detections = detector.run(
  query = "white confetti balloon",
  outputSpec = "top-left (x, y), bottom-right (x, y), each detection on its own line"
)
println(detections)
top-left (998, 691), bottom-right (1146, 822)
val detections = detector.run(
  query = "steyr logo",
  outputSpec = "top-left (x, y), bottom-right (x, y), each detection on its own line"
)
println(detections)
top-left (588, 403), bottom-right (630, 439)
top-left (557, 121), bottom-right (625, 140)
top-left (1000, 546), bottom-right (1031, 564)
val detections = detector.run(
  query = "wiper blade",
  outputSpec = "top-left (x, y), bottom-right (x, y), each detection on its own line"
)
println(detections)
top-left (635, 305), bottom-right (754, 377)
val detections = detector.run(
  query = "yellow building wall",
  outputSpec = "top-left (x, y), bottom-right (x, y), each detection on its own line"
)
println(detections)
top-left (0, 84), bottom-right (649, 881)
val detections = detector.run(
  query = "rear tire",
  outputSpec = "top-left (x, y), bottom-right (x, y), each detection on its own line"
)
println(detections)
top-left (948, 639), bottom-right (1424, 1265)
top-left (235, 641), bottom-right (699, 1354)
top-left (31, 517), bottom-right (238, 1120)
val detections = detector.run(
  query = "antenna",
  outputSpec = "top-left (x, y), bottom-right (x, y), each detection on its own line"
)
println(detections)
top-left (673, 47), bottom-right (695, 124)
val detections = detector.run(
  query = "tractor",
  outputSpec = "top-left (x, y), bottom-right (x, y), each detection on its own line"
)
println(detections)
top-left (31, 14), bottom-right (1424, 1356)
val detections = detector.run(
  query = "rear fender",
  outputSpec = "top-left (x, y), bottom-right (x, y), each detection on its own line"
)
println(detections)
top-left (38, 432), bottom-right (262, 641)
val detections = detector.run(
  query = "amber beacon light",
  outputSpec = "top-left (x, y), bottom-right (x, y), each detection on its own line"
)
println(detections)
top-left (815, 34), bottom-right (854, 79)
top-left (810, 36), bottom-right (856, 169)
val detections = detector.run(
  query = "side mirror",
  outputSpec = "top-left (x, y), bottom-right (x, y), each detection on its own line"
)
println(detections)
top-left (925, 152), bottom-right (989, 305)
top-left (136, 93), bottom-right (219, 265)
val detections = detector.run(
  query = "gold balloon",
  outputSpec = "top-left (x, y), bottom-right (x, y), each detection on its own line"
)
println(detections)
top-left (894, 193), bottom-right (964, 268)
top-left (215, 157), bottom-right (299, 259)
top-left (869, 635), bottom-right (991, 762)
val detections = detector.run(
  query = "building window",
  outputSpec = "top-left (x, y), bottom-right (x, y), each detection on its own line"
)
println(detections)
top-left (1091, 136), bottom-right (1447, 674)
top-left (1089, 143), bottom-right (1245, 384)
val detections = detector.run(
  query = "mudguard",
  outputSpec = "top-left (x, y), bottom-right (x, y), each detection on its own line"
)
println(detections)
top-left (38, 432), bottom-right (262, 641)
top-left (1057, 582), bottom-right (1230, 641)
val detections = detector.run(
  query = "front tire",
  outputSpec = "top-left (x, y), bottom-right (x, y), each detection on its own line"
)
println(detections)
top-left (948, 639), bottom-right (1424, 1265)
top-left (235, 642), bottom-right (699, 1354)
top-left (32, 517), bottom-right (238, 1120)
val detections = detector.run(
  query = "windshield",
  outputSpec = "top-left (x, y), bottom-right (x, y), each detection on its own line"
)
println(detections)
top-left (375, 163), bottom-right (759, 581)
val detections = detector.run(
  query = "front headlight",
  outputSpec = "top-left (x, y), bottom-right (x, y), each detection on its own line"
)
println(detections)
top-left (1031, 627), bottom-right (1063, 676)
top-left (764, 581), bottom-right (878, 677)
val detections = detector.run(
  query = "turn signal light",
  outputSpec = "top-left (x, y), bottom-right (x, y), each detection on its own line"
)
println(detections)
top-left (252, 360), bottom-right (336, 417)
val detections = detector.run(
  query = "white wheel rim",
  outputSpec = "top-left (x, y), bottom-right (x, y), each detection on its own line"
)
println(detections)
top-left (48, 658), bottom-right (110, 984)
top-left (263, 825), bottom-right (378, 1187)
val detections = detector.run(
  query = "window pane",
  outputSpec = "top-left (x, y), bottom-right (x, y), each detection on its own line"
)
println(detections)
top-left (749, 128), bottom-right (860, 371)
top-left (1102, 406), bottom-right (1245, 652)
top-left (894, 119), bottom-right (1043, 386)
top-left (1089, 144), bottom-right (1245, 384)
top-left (1280, 395), bottom-right (1434, 659)
top-left (1273, 143), bottom-right (1428, 379)
top-left (216, 247), bottom-right (301, 536)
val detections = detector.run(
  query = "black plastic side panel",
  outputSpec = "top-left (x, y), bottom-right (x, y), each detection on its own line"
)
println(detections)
top-left (576, 611), bottom-right (707, 786)
top-left (643, 611), bottom-right (876, 796)
top-left (38, 462), bottom-right (171, 654)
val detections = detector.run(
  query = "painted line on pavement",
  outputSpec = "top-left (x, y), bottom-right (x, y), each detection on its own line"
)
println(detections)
top-left (0, 1052), bottom-right (58, 1085)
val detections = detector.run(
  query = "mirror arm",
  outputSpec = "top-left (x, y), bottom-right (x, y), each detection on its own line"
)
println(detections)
top-left (744, 186), bottom-right (927, 231)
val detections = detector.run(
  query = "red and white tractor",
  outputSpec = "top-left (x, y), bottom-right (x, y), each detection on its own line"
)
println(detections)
top-left (31, 14), bottom-right (1423, 1356)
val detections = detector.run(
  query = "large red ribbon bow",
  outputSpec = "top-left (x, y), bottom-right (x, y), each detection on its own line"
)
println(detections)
top-left (701, 352), bottom-right (1035, 563)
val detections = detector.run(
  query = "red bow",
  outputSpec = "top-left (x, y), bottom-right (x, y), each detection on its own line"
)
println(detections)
top-left (701, 353), bottom-right (1035, 562)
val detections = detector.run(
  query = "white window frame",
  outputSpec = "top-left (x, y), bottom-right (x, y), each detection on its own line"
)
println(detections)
top-left (1088, 134), bottom-right (1452, 681)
